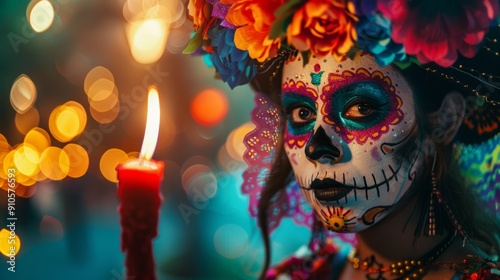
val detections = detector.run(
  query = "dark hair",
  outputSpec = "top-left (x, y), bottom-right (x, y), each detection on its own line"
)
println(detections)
top-left (252, 53), bottom-right (500, 279)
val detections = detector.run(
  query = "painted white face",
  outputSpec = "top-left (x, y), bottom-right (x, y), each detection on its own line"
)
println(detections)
top-left (281, 54), bottom-right (422, 232)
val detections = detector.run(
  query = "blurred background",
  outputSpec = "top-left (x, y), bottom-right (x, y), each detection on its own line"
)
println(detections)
top-left (0, 0), bottom-right (310, 279)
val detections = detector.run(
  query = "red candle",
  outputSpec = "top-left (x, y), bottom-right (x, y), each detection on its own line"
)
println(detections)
top-left (117, 159), bottom-right (164, 279)
top-left (116, 88), bottom-right (163, 280)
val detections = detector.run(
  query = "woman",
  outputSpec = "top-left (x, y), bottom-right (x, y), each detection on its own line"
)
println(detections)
top-left (253, 51), bottom-right (500, 280)
top-left (185, 0), bottom-right (500, 279)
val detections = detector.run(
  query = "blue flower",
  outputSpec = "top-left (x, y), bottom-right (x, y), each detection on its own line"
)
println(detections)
top-left (208, 26), bottom-right (256, 89)
top-left (356, 14), bottom-right (406, 66)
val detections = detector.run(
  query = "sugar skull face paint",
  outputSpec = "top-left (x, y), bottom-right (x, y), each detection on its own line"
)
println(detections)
top-left (282, 54), bottom-right (422, 232)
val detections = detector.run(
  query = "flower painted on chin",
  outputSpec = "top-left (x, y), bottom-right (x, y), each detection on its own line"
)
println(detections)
top-left (378, 0), bottom-right (499, 67)
top-left (208, 27), bottom-right (257, 88)
top-left (286, 0), bottom-right (358, 59)
top-left (226, 0), bottom-right (284, 62)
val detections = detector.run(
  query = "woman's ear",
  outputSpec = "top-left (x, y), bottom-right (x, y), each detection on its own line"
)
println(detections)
top-left (428, 92), bottom-right (466, 145)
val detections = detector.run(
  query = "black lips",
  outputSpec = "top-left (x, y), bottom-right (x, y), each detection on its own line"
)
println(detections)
top-left (310, 178), bottom-right (352, 201)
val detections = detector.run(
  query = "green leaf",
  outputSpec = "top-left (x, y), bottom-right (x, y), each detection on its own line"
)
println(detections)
top-left (182, 27), bottom-right (204, 54)
top-left (269, 0), bottom-right (306, 39)
top-left (269, 18), bottom-right (287, 39)
top-left (393, 56), bottom-right (420, 69)
top-left (274, 0), bottom-right (305, 17)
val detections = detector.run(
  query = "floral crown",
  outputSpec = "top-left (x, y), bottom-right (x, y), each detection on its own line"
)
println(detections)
top-left (184, 0), bottom-right (500, 100)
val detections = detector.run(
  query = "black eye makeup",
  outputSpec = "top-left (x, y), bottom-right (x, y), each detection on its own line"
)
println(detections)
top-left (282, 93), bottom-right (317, 134)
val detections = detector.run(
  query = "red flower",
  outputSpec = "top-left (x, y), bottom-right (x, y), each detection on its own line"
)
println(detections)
top-left (379, 0), bottom-right (499, 67)
top-left (286, 0), bottom-right (358, 60)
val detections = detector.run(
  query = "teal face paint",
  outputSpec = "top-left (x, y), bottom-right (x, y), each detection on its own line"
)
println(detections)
top-left (281, 79), bottom-right (319, 149)
top-left (331, 82), bottom-right (391, 131)
top-left (282, 93), bottom-right (316, 136)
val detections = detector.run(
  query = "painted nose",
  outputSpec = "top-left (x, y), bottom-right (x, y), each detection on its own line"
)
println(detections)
top-left (305, 126), bottom-right (341, 162)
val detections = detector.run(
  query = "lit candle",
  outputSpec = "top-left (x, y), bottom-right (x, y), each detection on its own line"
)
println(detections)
top-left (116, 88), bottom-right (164, 280)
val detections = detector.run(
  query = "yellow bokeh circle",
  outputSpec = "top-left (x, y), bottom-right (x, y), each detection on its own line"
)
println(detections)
top-left (0, 228), bottom-right (21, 257)
top-left (48, 102), bottom-right (87, 142)
top-left (100, 148), bottom-right (129, 183)
top-left (62, 144), bottom-right (89, 179)
top-left (39, 147), bottom-right (70, 181)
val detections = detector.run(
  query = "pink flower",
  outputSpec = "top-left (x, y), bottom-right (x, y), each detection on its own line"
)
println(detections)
top-left (378, 0), bottom-right (499, 67)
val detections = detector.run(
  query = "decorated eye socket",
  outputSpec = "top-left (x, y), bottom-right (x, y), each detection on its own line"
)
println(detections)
top-left (291, 106), bottom-right (316, 124)
top-left (343, 102), bottom-right (375, 119)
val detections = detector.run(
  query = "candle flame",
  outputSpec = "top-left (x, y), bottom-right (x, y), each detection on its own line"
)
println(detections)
top-left (139, 88), bottom-right (160, 160)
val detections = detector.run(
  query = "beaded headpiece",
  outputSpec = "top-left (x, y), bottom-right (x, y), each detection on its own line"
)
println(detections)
top-left (185, 0), bottom-right (500, 233)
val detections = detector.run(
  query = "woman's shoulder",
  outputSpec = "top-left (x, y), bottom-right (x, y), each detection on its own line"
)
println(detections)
top-left (453, 267), bottom-right (500, 280)
top-left (264, 241), bottom-right (500, 280)
top-left (265, 241), bottom-right (352, 280)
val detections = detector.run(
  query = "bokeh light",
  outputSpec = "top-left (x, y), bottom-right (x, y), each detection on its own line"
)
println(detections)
top-left (84, 66), bottom-right (115, 94)
top-left (14, 143), bottom-right (40, 177)
top-left (39, 146), bottom-right (70, 181)
top-left (0, 134), bottom-right (12, 154)
top-left (213, 224), bottom-right (249, 259)
top-left (190, 89), bottom-right (229, 127)
top-left (24, 127), bottom-right (51, 153)
top-left (0, 229), bottom-right (21, 257)
top-left (100, 148), bottom-right (129, 183)
top-left (181, 164), bottom-right (217, 201)
top-left (127, 151), bottom-right (140, 159)
top-left (2, 150), bottom-right (16, 180)
top-left (225, 122), bottom-right (255, 161)
top-left (84, 66), bottom-right (120, 123)
top-left (15, 107), bottom-right (40, 135)
top-left (166, 22), bottom-right (192, 54)
top-left (167, 0), bottom-right (186, 28)
top-left (48, 101), bottom-right (87, 142)
top-left (89, 86), bottom-right (119, 113)
top-left (40, 215), bottom-right (64, 239)
top-left (10, 74), bottom-right (37, 114)
top-left (63, 143), bottom-right (89, 179)
top-left (90, 101), bottom-right (120, 124)
top-left (27, 0), bottom-right (55, 33)
top-left (127, 18), bottom-right (169, 64)
top-left (123, 0), bottom-right (180, 24)
top-left (16, 183), bottom-right (38, 198)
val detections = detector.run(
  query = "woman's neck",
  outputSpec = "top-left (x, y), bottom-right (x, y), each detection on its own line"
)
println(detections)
top-left (342, 194), bottom-right (484, 279)
top-left (355, 196), bottom-right (450, 262)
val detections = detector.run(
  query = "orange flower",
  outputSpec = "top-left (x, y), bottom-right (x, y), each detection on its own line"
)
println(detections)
top-left (226, 0), bottom-right (284, 62)
top-left (287, 0), bottom-right (358, 59)
top-left (187, 0), bottom-right (212, 29)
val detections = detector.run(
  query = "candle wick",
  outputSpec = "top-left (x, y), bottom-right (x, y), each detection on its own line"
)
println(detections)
top-left (139, 158), bottom-right (148, 166)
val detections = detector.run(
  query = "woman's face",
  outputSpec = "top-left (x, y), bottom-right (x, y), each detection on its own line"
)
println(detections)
top-left (281, 54), bottom-right (422, 232)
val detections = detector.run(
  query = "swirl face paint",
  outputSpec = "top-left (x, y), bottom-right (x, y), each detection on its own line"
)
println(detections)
top-left (281, 54), bottom-right (422, 232)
